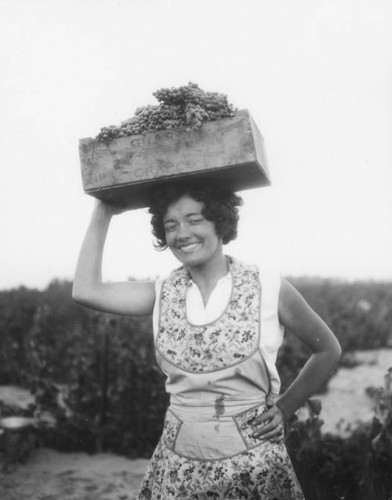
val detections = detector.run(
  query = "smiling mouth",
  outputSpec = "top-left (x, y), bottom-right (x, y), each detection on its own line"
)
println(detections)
top-left (177, 242), bottom-right (201, 253)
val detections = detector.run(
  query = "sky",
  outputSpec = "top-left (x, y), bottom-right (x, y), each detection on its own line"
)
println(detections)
top-left (1, 0), bottom-right (392, 290)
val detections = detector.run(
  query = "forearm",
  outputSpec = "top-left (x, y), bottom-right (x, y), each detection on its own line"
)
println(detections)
top-left (72, 202), bottom-right (113, 302)
top-left (276, 278), bottom-right (342, 418)
top-left (276, 348), bottom-right (341, 418)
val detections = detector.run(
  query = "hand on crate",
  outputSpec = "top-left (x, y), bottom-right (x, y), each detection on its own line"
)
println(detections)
top-left (94, 198), bottom-right (131, 218)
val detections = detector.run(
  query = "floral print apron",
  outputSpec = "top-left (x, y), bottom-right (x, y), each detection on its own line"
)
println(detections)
top-left (137, 259), bottom-right (304, 499)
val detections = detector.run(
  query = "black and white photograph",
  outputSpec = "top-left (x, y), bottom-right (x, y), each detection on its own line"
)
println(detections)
top-left (1, 1), bottom-right (392, 499)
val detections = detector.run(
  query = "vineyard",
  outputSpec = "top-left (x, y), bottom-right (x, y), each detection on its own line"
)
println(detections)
top-left (0, 278), bottom-right (392, 498)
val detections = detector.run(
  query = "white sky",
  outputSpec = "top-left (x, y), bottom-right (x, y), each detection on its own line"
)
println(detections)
top-left (1, 0), bottom-right (391, 290)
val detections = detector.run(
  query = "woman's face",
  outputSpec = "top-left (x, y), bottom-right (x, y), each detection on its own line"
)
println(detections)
top-left (163, 194), bottom-right (223, 268)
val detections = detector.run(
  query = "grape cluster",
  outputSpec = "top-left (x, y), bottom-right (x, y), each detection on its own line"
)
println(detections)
top-left (95, 82), bottom-right (236, 141)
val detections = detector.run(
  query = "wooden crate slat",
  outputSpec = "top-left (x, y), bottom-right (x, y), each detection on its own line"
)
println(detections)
top-left (79, 109), bottom-right (270, 209)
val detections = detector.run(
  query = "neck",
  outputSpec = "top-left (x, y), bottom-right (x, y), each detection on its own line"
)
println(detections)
top-left (186, 251), bottom-right (229, 292)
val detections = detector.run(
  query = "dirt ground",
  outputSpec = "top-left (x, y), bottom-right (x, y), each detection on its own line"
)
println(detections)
top-left (0, 448), bottom-right (148, 500)
top-left (0, 386), bottom-right (148, 499)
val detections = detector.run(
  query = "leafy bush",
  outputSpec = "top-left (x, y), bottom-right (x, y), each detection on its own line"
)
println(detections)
top-left (285, 370), bottom-right (392, 499)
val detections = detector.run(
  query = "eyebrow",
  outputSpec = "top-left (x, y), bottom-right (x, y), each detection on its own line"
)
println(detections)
top-left (163, 211), bottom-right (203, 223)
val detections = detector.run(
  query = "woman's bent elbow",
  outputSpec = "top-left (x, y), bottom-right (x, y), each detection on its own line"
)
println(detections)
top-left (335, 342), bottom-right (342, 362)
top-left (72, 288), bottom-right (84, 305)
top-left (330, 339), bottom-right (342, 366)
top-left (72, 284), bottom-right (92, 306)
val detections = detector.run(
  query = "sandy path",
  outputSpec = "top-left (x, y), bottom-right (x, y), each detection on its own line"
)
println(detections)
top-left (0, 448), bottom-right (148, 500)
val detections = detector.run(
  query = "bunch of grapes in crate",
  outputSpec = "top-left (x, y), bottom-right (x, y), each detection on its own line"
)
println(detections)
top-left (96, 82), bottom-right (236, 141)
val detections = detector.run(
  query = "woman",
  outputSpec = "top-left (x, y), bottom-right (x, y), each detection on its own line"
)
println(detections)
top-left (73, 181), bottom-right (341, 499)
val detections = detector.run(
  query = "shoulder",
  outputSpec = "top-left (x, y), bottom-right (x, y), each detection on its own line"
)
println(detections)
top-left (278, 277), bottom-right (317, 326)
top-left (230, 256), bottom-right (282, 302)
top-left (278, 278), bottom-right (304, 308)
top-left (232, 256), bottom-right (282, 289)
top-left (154, 266), bottom-right (188, 296)
top-left (258, 266), bottom-right (282, 289)
top-left (228, 255), bottom-right (260, 276)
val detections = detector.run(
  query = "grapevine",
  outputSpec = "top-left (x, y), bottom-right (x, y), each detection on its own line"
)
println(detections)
top-left (95, 82), bottom-right (236, 141)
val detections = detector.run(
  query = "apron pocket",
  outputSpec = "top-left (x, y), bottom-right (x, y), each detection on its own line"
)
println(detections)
top-left (233, 401), bottom-right (268, 449)
top-left (162, 409), bottom-right (183, 450)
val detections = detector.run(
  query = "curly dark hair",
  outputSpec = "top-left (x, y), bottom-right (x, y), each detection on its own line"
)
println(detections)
top-left (148, 181), bottom-right (243, 250)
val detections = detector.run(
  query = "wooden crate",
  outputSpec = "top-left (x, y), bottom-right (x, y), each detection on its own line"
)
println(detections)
top-left (79, 109), bottom-right (270, 210)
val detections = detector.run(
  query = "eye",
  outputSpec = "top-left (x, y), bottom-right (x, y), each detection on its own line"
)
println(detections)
top-left (164, 223), bottom-right (177, 232)
top-left (189, 217), bottom-right (203, 225)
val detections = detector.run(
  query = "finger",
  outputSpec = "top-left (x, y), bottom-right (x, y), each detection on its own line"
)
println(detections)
top-left (252, 424), bottom-right (279, 439)
top-left (249, 418), bottom-right (271, 434)
top-left (253, 403), bottom-right (282, 423)
top-left (265, 395), bottom-right (276, 408)
top-left (269, 433), bottom-right (285, 443)
top-left (249, 410), bottom-right (274, 426)
top-left (252, 419), bottom-right (283, 438)
top-left (253, 425), bottom-right (284, 441)
top-left (251, 411), bottom-right (281, 428)
top-left (252, 421), bottom-right (274, 436)
top-left (269, 427), bottom-right (285, 442)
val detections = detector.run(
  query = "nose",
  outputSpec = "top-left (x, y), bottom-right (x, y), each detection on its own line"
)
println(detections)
top-left (176, 222), bottom-right (191, 241)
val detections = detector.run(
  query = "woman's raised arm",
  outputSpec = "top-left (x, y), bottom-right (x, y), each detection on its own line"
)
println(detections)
top-left (72, 200), bottom-right (156, 316)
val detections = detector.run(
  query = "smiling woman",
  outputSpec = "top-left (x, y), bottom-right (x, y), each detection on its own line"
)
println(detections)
top-left (148, 183), bottom-right (242, 288)
top-left (163, 195), bottom-right (222, 271)
top-left (72, 179), bottom-right (341, 499)
top-left (149, 182), bottom-right (243, 250)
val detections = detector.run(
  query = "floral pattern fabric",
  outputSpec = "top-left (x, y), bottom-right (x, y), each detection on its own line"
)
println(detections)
top-left (137, 438), bottom-right (304, 500)
top-left (162, 409), bottom-right (183, 450)
top-left (156, 260), bottom-right (261, 373)
top-left (233, 402), bottom-right (270, 449)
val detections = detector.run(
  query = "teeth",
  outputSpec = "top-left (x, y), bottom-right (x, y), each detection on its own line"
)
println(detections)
top-left (179, 243), bottom-right (200, 252)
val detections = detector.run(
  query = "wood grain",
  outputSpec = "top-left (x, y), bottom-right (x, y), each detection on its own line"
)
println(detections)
top-left (78, 109), bottom-right (270, 209)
